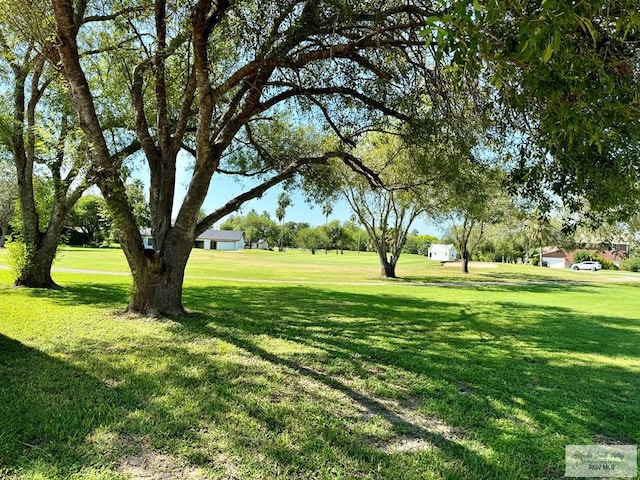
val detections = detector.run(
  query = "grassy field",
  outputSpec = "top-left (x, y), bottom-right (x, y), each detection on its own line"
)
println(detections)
top-left (0, 247), bottom-right (639, 479)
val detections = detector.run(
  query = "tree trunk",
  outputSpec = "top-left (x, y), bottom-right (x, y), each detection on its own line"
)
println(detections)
top-left (461, 256), bottom-right (470, 274)
top-left (15, 236), bottom-right (60, 288)
top-left (378, 249), bottom-right (397, 278)
top-left (126, 250), bottom-right (189, 317)
top-left (380, 261), bottom-right (396, 278)
top-left (278, 225), bottom-right (284, 252)
top-left (0, 224), bottom-right (6, 248)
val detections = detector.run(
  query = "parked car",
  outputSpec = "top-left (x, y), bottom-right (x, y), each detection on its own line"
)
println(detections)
top-left (572, 260), bottom-right (602, 271)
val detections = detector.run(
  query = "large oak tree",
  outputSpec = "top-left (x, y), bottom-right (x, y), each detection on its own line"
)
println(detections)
top-left (50, 0), bottom-right (438, 315)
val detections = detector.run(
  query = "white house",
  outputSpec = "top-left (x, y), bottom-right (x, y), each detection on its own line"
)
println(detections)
top-left (140, 228), bottom-right (245, 251)
top-left (427, 244), bottom-right (457, 262)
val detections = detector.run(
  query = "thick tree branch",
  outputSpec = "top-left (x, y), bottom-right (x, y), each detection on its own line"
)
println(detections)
top-left (52, 0), bottom-right (144, 260)
top-left (211, 38), bottom-right (424, 102)
top-left (130, 65), bottom-right (161, 164)
top-left (256, 86), bottom-right (410, 122)
top-left (173, 66), bottom-right (198, 153)
top-left (307, 96), bottom-right (357, 147)
top-left (83, 6), bottom-right (147, 24)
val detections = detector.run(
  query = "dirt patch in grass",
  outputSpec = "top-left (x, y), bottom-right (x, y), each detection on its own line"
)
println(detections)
top-left (592, 434), bottom-right (634, 445)
top-left (116, 437), bottom-right (220, 480)
top-left (354, 391), bottom-right (466, 453)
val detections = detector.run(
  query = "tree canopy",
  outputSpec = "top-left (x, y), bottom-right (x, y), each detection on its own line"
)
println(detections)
top-left (339, 131), bottom-right (441, 277)
top-left (47, 0), bottom-right (439, 315)
top-left (425, 0), bottom-right (640, 217)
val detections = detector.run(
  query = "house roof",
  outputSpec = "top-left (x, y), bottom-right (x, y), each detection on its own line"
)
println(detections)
top-left (541, 248), bottom-right (571, 259)
top-left (541, 245), bottom-right (629, 262)
top-left (198, 229), bottom-right (243, 242)
top-left (428, 244), bottom-right (456, 251)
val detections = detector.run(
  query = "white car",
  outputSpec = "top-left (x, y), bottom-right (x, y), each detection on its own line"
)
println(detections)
top-left (572, 260), bottom-right (602, 271)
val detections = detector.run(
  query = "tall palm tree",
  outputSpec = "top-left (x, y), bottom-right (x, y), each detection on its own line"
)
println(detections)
top-left (276, 192), bottom-right (292, 252)
top-left (321, 202), bottom-right (333, 254)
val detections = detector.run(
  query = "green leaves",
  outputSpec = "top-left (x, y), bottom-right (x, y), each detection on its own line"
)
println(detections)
top-left (424, 0), bottom-right (640, 218)
top-left (541, 42), bottom-right (554, 63)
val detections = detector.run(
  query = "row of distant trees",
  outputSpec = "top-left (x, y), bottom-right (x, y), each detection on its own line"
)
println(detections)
top-left (0, 180), bottom-right (151, 247)
top-left (221, 208), bottom-right (440, 255)
top-left (223, 206), bottom-right (640, 267)
top-left (3, 158), bottom-right (638, 271)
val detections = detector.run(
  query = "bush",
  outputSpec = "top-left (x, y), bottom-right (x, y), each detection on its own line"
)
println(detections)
top-left (599, 259), bottom-right (618, 271)
top-left (5, 241), bottom-right (26, 277)
top-left (530, 257), bottom-right (548, 267)
top-left (417, 241), bottom-right (432, 257)
top-left (573, 250), bottom-right (594, 264)
top-left (621, 257), bottom-right (640, 272)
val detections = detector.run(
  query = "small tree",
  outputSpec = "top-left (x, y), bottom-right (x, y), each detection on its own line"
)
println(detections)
top-left (326, 220), bottom-right (351, 254)
top-left (68, 195), bottom-right (105, 245)
top-left (403, 232), bottom-right (438, 256)
top-left (222, 210), bottom-right (278, 249)
top-left (442, 168), bottom-right (509, 274)
top-left (321, 201), bottom-right (334, 254)
top-left (295, 226), bottom-right (328, 255)
top-left (340, 133), bottom-right (433, 278)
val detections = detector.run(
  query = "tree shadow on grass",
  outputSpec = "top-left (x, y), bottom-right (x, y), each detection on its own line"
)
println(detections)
top-left (19, 280), bottom-right (131, 309)
top-left (0, 335), bottom-right (130, 478)
top-left (178, 283), bottom-right (640, 475)
top-left (5, 279), bottom-right (639, 478)
top-left (0, 333), bottom-right (499, 479)
top-left (401, 269), bottom-right (605, 285)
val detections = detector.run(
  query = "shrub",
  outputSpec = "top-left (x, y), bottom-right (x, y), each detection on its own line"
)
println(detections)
top-left (417, 241), bottom-right (432, 257)
top-left (599, 259), bottom-right (618, 270)
top-left (621, 257), bottom-right (640, 272)
top-left (5, 241), bottom-right (26, 277)
top-left (573, 250), bottom-right (594, 264)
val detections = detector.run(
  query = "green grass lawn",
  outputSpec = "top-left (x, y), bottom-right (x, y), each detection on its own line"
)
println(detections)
top-left (2, 245), bottom-right (632, 284)
top-left (0, 248), bottom-right (639, 479)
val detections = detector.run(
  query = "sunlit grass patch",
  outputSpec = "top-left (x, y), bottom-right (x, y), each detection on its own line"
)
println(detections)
top-left (0, 253), bottom-right (639, 479)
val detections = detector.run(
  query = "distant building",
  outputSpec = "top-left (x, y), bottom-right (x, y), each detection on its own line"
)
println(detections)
top-left (247, 239), bottom-right (269, 250)
top-left (427, 244), bottom-right (458, 262)
top-left (540, 246), bottom-right (572, 269)
top-left (140, 228), bottom-right (245, 251)
top-left (541, 242), bottom-right (630, 268)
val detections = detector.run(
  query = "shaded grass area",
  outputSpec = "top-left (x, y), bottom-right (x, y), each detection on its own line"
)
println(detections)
top-left (0, 270), bottom-right (639, 479)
